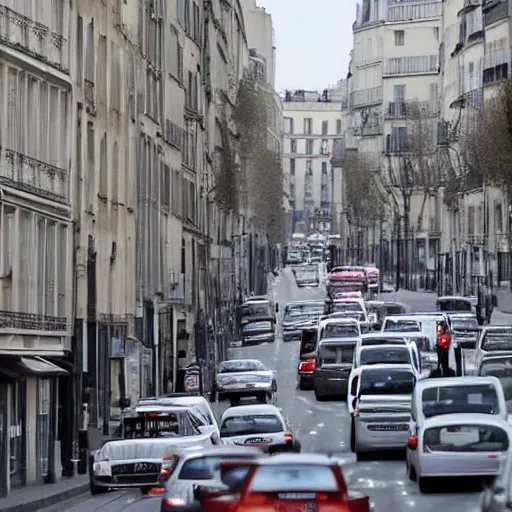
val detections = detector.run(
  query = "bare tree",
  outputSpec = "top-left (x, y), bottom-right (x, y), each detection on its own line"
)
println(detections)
top-left (472, 79), bottom-right (512, 187)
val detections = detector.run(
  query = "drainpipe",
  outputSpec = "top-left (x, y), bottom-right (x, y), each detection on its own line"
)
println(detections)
top-left (153, 298), bottom-right (160, 397)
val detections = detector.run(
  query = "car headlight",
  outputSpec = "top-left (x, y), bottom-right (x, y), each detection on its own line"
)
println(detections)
top-left (95, 451), bottom-right (109, 462)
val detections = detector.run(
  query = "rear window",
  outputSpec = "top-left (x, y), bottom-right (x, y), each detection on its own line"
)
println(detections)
top-left (220, 415), bottom-right (284, 437)
top-left (479, 359), bottom-right (512, 408)
top-left (384, 320), bottom-right (421, 332)
top-left (322, 324), bottom-right (359, 338)
top-left (243, 321), bottom-right (272, 332)
top-left (179, 456), bottom-right (254, 480)
top-left (422, 384), bottom-right (499, 418)
top-left (385, 305), bottom-right (406, 315)
top-left (360, 369), bottom-right (415, 395)
top-left (220, 361), bottom-right (265, 373)
top-left (361, 337), bottom-right (407, 346)
top-left (332, 303), bottom-right (363, 314)
top-left (451, 318), bottom-right (478, 330)
top-left (249, 465), bottom-right (339, 492)
top-left (481, 332), bottom-right (512, 352)
top-left (424, 425), bottom-right (509, 452)
top-left (319, 344), bottom-right (354, 365)
top-left (360, 347), bottom-right (410, 366)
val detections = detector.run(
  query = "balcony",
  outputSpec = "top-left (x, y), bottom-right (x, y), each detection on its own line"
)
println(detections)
top-left (386, 102), bottom-right (407, 119)
top-left (483, 0), bottom-right (508, 26)
top-left (0, 6), bottom-right (69, 72)
top-left (0, 149), bottom-right (69, 204)
top-left (351, 87), bottom-right (382, 108)
top-left (384, 56), bottom-right (438, 76)
top-left (0, 311), bottom-right (68, 333)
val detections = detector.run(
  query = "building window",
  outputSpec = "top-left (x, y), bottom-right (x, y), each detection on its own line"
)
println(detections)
top-left (321, 120), bottom-right (328, 135)
top-left (336, 119), bottom-right (342, 134)
top-left (306, 160), bottom-right (313, 175)
top-left (320, 139), bottom-right (328, 154)
top-left (322, 162), bottom-right (328, 175)
top-left (306, 139), bottom-right (313, 154)
top-left (303, 118), bottom-right (312, 135)
top-left (395, 30), bottom-right (405, 46)
top-left (290, 139), bottom-right (297, 153)
top-left (495, 202), bottom-right (503, 232)
top-left (284, 117), bottom-right (294, 134)
top-left (290, 159), bottom-right (295, 175)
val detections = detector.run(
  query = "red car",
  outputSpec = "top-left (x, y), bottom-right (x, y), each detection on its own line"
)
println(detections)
top-left (200, 453), bottom-right (373, 512)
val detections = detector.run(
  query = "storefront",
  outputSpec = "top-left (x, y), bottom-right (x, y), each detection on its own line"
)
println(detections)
top-left (0, 356), bottom-right (68, 496)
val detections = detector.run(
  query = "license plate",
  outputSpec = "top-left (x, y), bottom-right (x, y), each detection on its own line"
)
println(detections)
top-left (245, 383), bottom-right (256, 388)
top-left (245, 437), bottom-right (271, 444)
top-left (278, 503), bottom-right (316, 512)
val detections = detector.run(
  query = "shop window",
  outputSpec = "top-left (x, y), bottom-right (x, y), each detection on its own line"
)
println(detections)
top-left (9, 381), bottom-right (25, 488)
top-left (36, 378), bottom-right (50, 481)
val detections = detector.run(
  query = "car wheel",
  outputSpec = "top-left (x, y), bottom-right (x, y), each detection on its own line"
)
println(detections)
top-left (271, 380), bottom-right (277, 392)
top-left (90, 482), bottom-right (108, 495)
top-left (418, 477), bottom-right (432, 493)
top-left (355, 451), bottom-right (367, 462)
top-left (407, 460), bottom-right (417, 482)
top-left (314, 389), bottom-right (325, 401)
top-left (350, 419), bottom-right (355, 453)
top-left (140, 486), bottom-right (152, 495)
top-left (257, 393), bottom-right (267, 404)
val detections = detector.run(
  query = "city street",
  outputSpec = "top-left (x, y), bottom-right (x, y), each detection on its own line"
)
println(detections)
top-left (40, 268), bottom-right (492, 512)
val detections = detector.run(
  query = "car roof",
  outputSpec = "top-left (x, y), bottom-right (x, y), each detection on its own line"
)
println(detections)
top-left (481, 325), bottom-right (512, 332)
top-left (220, 404), bottom-right (282, 420)
top-left (360, 344), bottom-right (408, 351)
top-left (362, 333), bottom-right (413, 339)
top-left (181, 446), bottom-right (264, 460)
top-left (385, 314), bottom-right (443, 320)
top-left (220, 359), bottom-right (264, 365)
top-left (422, 413), bottom-right (509, 429)
top-left (255, 453), bottom-right (337, 466)
top-left (359, 363), bottom-right (413, 372)
top-left (414, 375), bottom-right (501, 393)
top-left (320, 318), bottom-right (359, 327)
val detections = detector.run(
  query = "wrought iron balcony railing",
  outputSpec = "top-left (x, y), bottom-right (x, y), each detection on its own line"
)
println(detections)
top-left (0, 6), bottom-right (69, 72)
top-left (1, 149), bottom-right (69, 204)
top-left (0, 311), bottom-right (68, 332)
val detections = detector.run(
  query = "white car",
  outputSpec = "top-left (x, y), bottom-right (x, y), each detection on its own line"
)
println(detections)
top-left (471, 326), bottom-right (512, 376)
top-left (219, 404), bottom-right (301, 454)
top-left (406, 414), bottom-right (510, 493)
top-left (353, 343), bottom-right (421, 376)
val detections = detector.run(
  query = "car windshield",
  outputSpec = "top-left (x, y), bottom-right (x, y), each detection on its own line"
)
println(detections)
top-left (424, 425), bottom-right (509, 452)
top-left (122, 411), bottom-right (200, 438)
top-left (481, 331), bottom-right (512, 352)
top-left (479, 358), bottom-right (512, 411)
top-left (241, 304), bottom-right (271, 317)
top-left (220, 415), bottom-right (284, 437)
top-left (249, 465), bottom-right (339, 492)
top-left (319, 344), bottom-right (354, 365)
top-left (360, 369), bottom-right (415, 395)
top-left (332, 303), bottom-right (363, 314)
top-left (243, 321), bottom-right (272, 332)
top-left (360, 347), bottom-right (410, 366)
top-left (384, 319), bottom-right (421, 332)
top-left (322, 323), bottom-right (359, 338)
top-left (451, 318), bottom-right (478, 330)
top-left (289, 304), bottom-right (324, 315)
top-left (220, 361), bottom-right (265, 373)
top-left (422, 384), bottom-right (500, 417)
top-left (179, 455), bottom-right (256, 480)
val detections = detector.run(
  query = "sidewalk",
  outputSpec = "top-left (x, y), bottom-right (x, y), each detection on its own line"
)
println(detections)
top-left (0, 474), bottom-right (89, 512)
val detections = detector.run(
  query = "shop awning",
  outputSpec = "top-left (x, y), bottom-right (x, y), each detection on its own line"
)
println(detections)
top-left (0, 356), bottom-right (69, 379)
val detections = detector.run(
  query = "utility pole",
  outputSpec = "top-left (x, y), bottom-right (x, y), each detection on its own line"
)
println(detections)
top-left (379, 217), bottom-right (384, 292)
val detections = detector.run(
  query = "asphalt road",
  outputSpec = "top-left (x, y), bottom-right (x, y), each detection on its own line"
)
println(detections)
top-left (42, 267), bottom-right (500, 512)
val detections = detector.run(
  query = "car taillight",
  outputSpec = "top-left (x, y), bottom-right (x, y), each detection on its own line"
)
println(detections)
top-left (160, 468), bottom-right (170, 477)
top-left (161, 498), bottom-right (186, 507)
top-left (284, 433), bottom-right (293, 442)
top-left (299, 360), bottom-right (315, 372)
top-left (407, 435), bottom-right (418, 450)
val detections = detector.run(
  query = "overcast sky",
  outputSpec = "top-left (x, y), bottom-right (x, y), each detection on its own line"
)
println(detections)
top-left (255, 0), bottom-right (355, 93)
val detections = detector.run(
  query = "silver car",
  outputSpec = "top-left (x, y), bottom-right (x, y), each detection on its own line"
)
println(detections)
top-left (214, 359), bottom-right (277, 406)
top-left (89, 405), bottom-right (216, 494)
top-left (407, 414), bottom-right (510, 493)
top-left (351, 364), bottom-right (416, 459)
top-left (160, 446), bottom-right (264, 511)
top-left (219, 404), bottom-right (301, 453)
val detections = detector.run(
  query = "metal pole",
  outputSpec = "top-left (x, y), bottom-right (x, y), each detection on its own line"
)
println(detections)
top-left (379, 218), bottom-right (384, 292)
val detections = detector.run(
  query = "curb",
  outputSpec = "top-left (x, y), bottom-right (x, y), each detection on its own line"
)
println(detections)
top-left (2, 482), bottom-right (89, 512)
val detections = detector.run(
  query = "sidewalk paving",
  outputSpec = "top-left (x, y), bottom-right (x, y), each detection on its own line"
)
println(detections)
top-left (0, 474), bottom-right (89, 512)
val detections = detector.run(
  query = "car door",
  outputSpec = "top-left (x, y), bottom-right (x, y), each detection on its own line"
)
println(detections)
top-left (347, 369), bottom-right (362, 415)
top-left (407, 390), bottom-right (420, 468)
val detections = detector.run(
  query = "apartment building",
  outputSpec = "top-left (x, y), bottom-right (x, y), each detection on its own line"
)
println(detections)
top-left (283, 86), bottom-right (343, 234)
top-left (0, 0), bottom-right (74, 494)
top-left (0, 0), bottom-right (263, 497)
top-left (341, 0), bottom-right (442, 272)
top-left (240, 0), bottom-right (283, 293)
